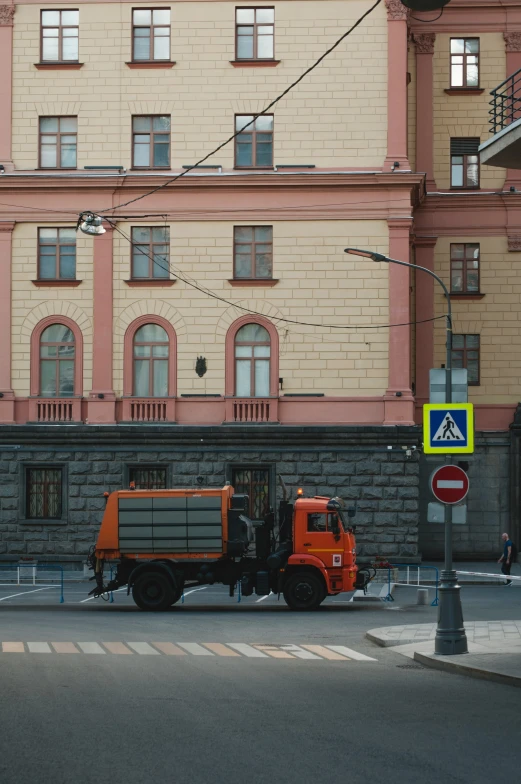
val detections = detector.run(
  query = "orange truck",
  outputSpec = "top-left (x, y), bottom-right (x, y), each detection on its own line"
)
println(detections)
top-left (88, 483), bottom-right (370, 610)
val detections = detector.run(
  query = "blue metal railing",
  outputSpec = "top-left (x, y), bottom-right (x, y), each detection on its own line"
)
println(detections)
top-left (382, 564), bottom-right (439, 606)
top-left (0, 561), bottom-right (65, 603)
top-left (489, 67), bottom-right (521, 134)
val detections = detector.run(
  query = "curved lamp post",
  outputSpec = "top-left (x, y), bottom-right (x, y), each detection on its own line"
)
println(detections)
top-left (344, 247), bottom-right (468, 655)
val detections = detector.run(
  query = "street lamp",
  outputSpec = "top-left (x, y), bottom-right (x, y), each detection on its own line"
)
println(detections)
top-left (344, 247), bottom-right (468, 655)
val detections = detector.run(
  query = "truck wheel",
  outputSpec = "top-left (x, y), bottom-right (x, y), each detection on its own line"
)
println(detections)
top-left (283, 572), bottom-right (325, 611)
top-left (132, 572), bottom-right (175, 611)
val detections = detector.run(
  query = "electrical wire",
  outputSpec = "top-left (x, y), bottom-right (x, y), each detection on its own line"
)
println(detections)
top-left (95, 0), bottom-right (383, 215)
top-left (107, 217), bottom-right (448, 332)
top-left (409, 7), bottom-right (444, 23)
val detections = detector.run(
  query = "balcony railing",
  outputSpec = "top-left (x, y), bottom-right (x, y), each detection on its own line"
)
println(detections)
top-left (121, 398), bottom-right (175, 423)
top-left (489, 67), bottom-right (521, 134)
top-left (225, 397), bottom-right (278, 423)
top-left (29, 397), bottom-right (82, 423)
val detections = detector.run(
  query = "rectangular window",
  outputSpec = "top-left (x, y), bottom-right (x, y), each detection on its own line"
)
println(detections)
top-left (452, 334), bottom-right (480, 385)
top-left (131, 226), bottom-right (170, 278)
top-left (450, 138), bottom-right (479, 188)
top-left (132, 116), bottom-right (171, 168)
top-left (129, 465), bottom-right (167, 489)
top-left (236, 7), bottom-right (274, 60)
top-left (39, 117), bottom-right (77, 169)
top-left (450, 38), bottom-right (479, 88)
top-left (26, 467), bottom-right (63, 519)
top-left (233, 226), bottom-right (273, 278)
top-left (41, 9), bottom-right (79, 62)
top-left (235, 115), bottom-right (273, 168)
top-left (231, 466), bottom-right (271, 520)
top-left (132, 8), bottom-right (171, 61)
top-left (38, 228), bottom-right (76, 280)
top-left (450, 243), bottom-right (480, 293)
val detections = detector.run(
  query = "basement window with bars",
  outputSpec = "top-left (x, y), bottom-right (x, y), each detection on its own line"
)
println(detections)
top-left (451, 138), bottom-right (480, 188)
top-left (26, 466), bottom-right (63, 520)
top-left (128, 465), bottom-right (167, 489)
top-left (231, 466), bottom-right (271, 520)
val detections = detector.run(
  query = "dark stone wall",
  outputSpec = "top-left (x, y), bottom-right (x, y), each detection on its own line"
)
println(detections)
top-left (418, 433), bottom-right (510, 560)
top-left (0, 424), bottom-right (422, 562)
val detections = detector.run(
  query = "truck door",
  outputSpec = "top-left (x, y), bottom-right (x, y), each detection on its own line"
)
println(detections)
top-left (299, 512), bottom-right (345, 568)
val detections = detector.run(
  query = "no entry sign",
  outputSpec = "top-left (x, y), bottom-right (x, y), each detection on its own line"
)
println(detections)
top-left (430, 465), bottom-right (469, 505)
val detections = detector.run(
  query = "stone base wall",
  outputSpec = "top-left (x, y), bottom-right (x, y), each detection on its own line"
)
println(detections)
top-left (0, 424), bottom-right (421, 563)
top-left (418, 433), bottom-right (510, 560)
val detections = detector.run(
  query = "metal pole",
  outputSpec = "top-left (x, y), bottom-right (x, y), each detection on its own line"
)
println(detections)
top-left (380, 256), bottom-right (467, 655)
top-left (434, 293), bottom-right (468, 654)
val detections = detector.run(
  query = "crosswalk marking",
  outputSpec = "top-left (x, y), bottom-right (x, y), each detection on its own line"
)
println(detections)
top-left (325, 645), bottom-right (377, 661)
top-left (178, 642), bottom-right (214, 656)
top-left (253, 645), bottom-right (295, 659)
top-left (279, 644), bottom-right (322, 660)
top-left (103, 642), bottom-right (134, 655)
top-left (2, 642), bottom-right (25, 653)
top-left (202, 643), bottom-right (240, 657)
top-left (0, 640), bottom-right (377, 662)
top-left (126, 642), bottom-right (160, 656)
top-left (152, 642), bottom-right (187, 656)
top-left (300, 644), bottom-right (350, 661)
top-left (52, 642), bottom-right (79, 654)
top-left (27, 642), bottom-right (52, 653)
top-left (227, 643), bottom-right (269, 658)
top-left (77, 642), bottom-right (105, 655)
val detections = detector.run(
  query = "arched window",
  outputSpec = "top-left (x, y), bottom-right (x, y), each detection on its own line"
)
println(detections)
top-left (133, 323), bottom-right (169, 397)
top-left (40, 324), bottom-right (75, 397)
top-left (235, 323), bottom-right (271, 397)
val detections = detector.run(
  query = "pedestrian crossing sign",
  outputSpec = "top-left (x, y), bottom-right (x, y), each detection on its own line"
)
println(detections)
top-left (423, 403), bottom-right (474, 454)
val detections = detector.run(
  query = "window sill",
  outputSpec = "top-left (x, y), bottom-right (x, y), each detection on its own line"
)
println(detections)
top-left (21, 519), bottom-right (68, 526)
top-left (32, 279), bottom-right (82, 287)
top-left (234, 166), bottom-right (274, 171)
top-left (449, 186), bottom-right (481, 191)
top-left (228, 278), bottom-right (279, 287)
top-left (125, 61), bottom-right (176, 69)
top-left (124, 279), bottom-right (176, 287)
top-left (444, 88), bottom-right (484, 96)
top-left (230, 59), bottom-right (280, 67)
top-left (34, 62), bottom-right (84, 70)
top-left (130, 167), bottom-right (172, 171)
top-left (449, 293), bottom-right (485, 300)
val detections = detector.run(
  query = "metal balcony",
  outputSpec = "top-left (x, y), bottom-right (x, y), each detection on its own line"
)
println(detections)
top-left (480, 67), bottom-right (521, 169)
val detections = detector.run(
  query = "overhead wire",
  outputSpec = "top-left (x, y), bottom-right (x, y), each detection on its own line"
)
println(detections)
top-left (108, 217), bottom-right (448, 332)
top-left (95, 0), bottom-right (383, 215)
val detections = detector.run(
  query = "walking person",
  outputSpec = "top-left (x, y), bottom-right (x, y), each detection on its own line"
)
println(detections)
top-left (498, 533), bottom-right (515, 586)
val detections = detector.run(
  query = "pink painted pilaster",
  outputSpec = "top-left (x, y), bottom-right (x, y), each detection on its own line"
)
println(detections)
top-left (414, 236), bottom-right (437, 405)
top-left (0, 5), bottom-right (15, 170)
top-left (504, 33), bottom-right (521, 190)
top-left (0, 222), bottom-right (15, 423)
top-left (384, 218), bottom-right (414, 425)
top-left (413, 33), bottom-right (437, 191)
top-left (384, 0), bottom-right (411, 172)
top-left (87, 223), bottom-right (116, 424)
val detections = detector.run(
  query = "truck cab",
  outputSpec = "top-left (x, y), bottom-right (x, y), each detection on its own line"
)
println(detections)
top-left (279, 495), bottom-right (358, 609)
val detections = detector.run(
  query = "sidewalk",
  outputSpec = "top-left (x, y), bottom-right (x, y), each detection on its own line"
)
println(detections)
top-left (367, 620), bottom-right (521, 688)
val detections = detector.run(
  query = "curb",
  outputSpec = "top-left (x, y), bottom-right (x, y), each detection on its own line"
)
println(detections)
top-left (414, 651), bottom-right (521, 689)
top-left (365, 631), bottom-right (410, 647)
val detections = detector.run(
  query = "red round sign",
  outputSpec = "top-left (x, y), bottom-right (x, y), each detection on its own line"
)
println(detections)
top-left (430, 465), bottom-right (469, 505)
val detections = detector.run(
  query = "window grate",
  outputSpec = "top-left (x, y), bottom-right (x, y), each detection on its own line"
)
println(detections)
top-left (450, 138), bottom-right (480, 155)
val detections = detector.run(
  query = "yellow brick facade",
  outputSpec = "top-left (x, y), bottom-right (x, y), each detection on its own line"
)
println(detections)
top-left (11, 1), bottom-right (388, 171)
top-left (432, 235), bottom-right (521, 404)
top-left (11, 219), bottom-right (390, 398)
top-left (432, 33), bottom-right (506, 190)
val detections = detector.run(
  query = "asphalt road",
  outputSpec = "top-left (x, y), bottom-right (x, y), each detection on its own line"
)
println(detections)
top-left (0, 584), bottom-right (520, 784)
